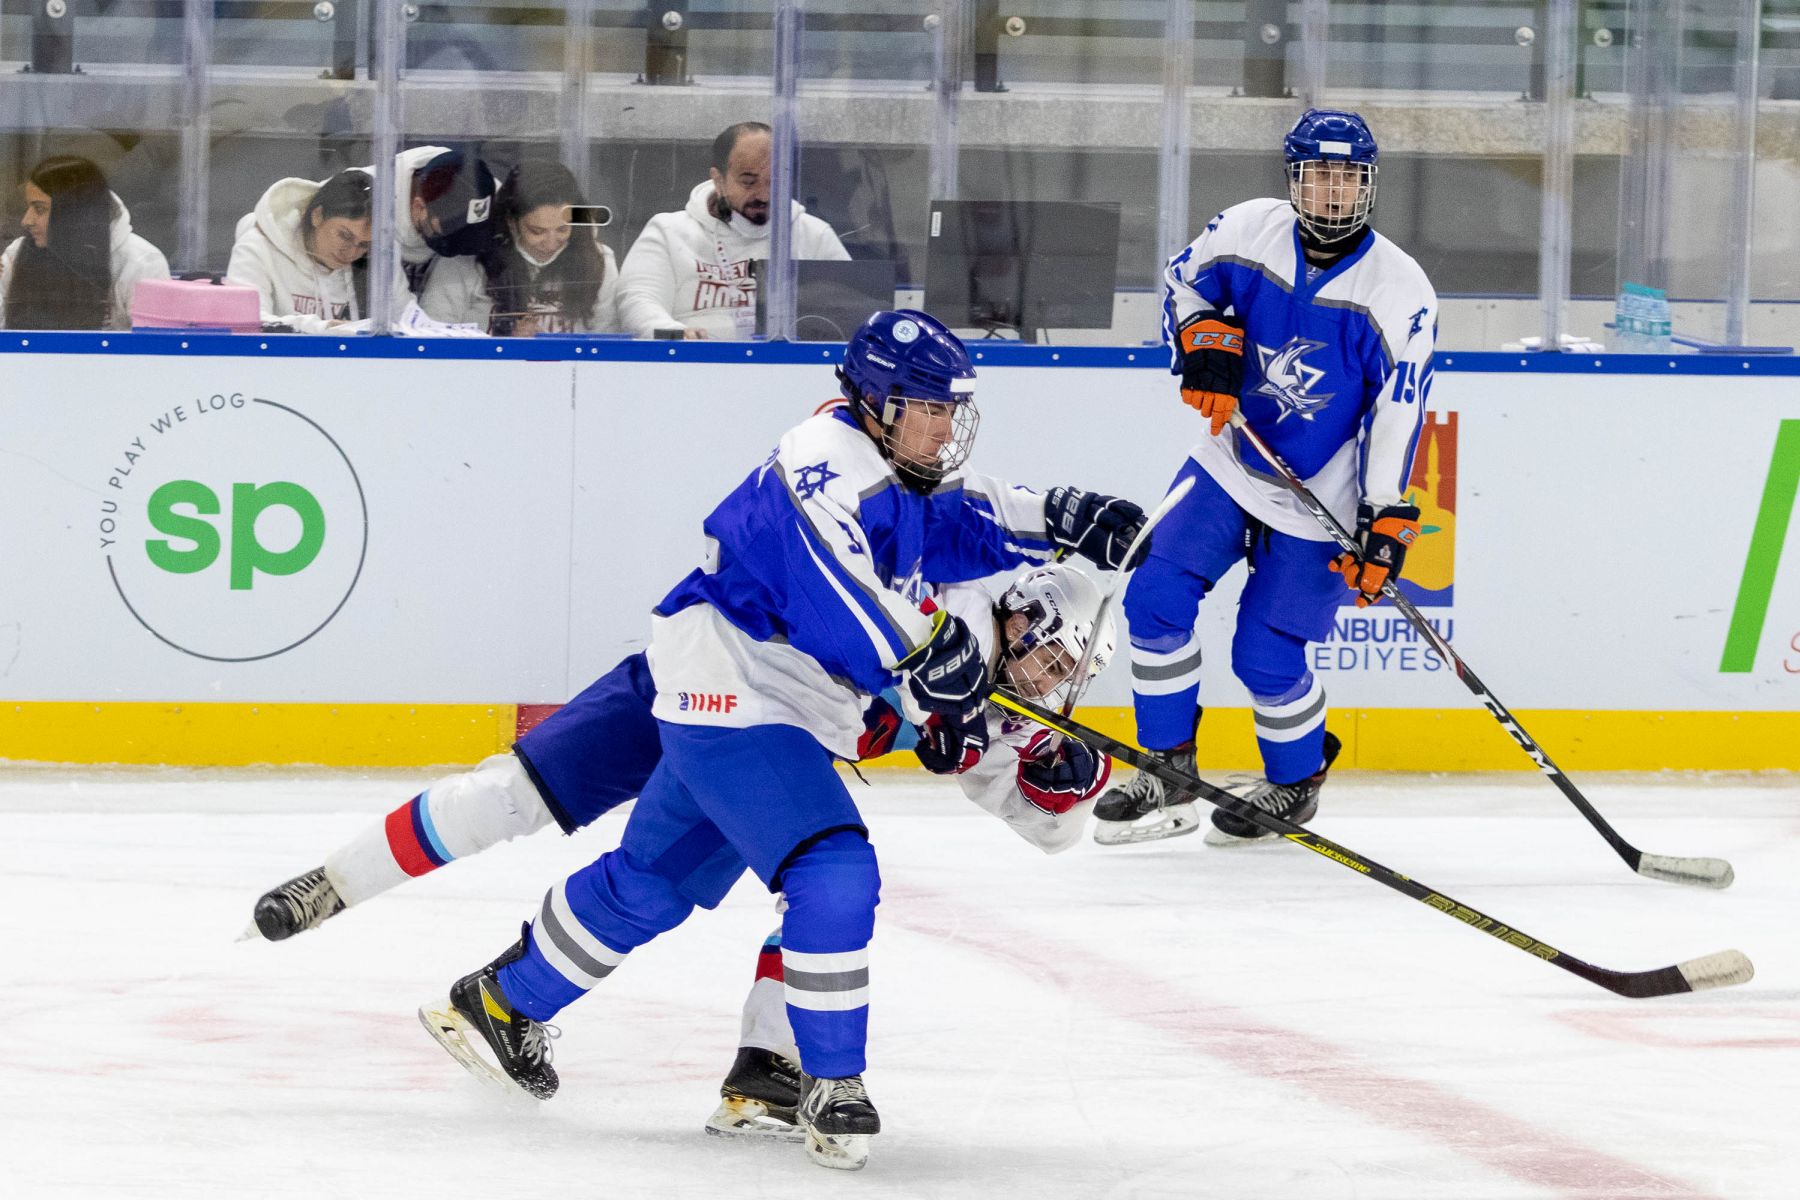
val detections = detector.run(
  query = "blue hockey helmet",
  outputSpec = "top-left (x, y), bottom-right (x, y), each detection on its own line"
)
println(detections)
top-left (838, 309), bottom-right (980, 492)
top-left (1283, 108), bottom-right (1379, 243)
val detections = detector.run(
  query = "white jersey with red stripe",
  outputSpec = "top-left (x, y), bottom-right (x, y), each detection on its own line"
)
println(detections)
top-left (925, 579), bottom-right (1109, 855)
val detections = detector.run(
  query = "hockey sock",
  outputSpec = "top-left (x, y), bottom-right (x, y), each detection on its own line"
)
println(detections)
top-left (1250, 673), bottom-right (1328, 784)
top-left (323, 753), bottom-right (554, 906)
top-left (739, 927), bottom-right (800, 1060)
top-left (1233, 619), bottom-right (1327, 784)
top-left (497, 847), bottom-right (693, 1021)
top-left (779, 830), bottom-right (880, 1080)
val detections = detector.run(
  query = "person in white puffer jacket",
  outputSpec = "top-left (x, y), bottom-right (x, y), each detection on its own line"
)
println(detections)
top-left (0, 154), bottom-right (169, 330)
top-left (616, 121), bottom-right (849, 339)
top-left (227, 169), bottom-right (386, 334)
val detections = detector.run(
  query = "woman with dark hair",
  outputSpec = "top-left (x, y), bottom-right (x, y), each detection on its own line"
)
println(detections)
top-left (421, 160), bottom-right (618, 335)
top-left (0, 154), bottom-right (170, 330)
top-left (227, 168), bottom-right (379, 333)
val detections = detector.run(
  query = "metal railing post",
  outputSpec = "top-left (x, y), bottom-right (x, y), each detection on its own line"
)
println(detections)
top-left (368, 0), bottom-right (404, 334)
top-left (177, 0), bottom-right (216, 273)
top-left (1539, 0), bottom-right (1577, 351)
top-left (765, 1), bottom-right (804, 341)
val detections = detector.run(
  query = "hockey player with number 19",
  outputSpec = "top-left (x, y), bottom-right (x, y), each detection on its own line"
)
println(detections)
top-left (1094, 108), bottom-right (1438, 846)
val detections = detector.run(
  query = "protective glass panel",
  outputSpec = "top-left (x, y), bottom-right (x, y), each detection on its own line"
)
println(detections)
top-left (0, 3), bottom-right (196, 330)
top-left (200, 3), bottom-right (379, 335)
top-left (591, 1), bottom-right (778, 341)
top-left (1603, 0), bottom-right (1785, 350)
top-left (911, 1), bottom-right (1177, 346)
top-left (764, 3), bottom-right (929, 344)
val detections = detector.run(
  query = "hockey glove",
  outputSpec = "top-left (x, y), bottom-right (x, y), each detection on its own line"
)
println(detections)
top-left (1016, 730), bottom-right (1112, 815)
top-left (1045, 486), bottom-right (1150, 571)
top-left (1177, 314), bottom-right (1245, 437)
top-left (1329, 502), bottom-right (1422, 608)
top-left (914, 709), bottom-right (990, 776)
top-left (901, 608), bottom-right (991, 716)
top-left (857, 693), bottom-right (903, 760)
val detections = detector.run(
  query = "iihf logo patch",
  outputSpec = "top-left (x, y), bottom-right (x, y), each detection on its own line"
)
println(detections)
top-left (1252, 337), bottom-right (1336, 421)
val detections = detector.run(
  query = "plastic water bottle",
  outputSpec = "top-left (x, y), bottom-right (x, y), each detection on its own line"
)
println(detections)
top-left (1614, 282), bottom-right (1671, 352)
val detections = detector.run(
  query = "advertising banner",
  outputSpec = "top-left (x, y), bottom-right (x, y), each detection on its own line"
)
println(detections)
top-left (3, 352), bottom-right (1796, 732)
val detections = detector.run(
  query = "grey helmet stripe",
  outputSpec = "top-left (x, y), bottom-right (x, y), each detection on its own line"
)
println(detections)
top-left (538, 890), bottom-right (618, 982)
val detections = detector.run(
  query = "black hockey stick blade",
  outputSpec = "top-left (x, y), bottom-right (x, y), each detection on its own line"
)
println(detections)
top-left (990, 691), bottom-right (1754, 999)
top-left (1223, 411), bottom-right (1736, 890)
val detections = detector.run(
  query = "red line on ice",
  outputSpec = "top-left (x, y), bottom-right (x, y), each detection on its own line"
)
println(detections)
top-left (887, 885), bottom-right (1720, 1200)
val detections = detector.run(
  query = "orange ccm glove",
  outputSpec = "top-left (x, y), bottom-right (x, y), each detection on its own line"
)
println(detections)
top-left (1330, 502), bottom-right (1422, 607)
top-left (1176, 315), bottom-right (1244, 436)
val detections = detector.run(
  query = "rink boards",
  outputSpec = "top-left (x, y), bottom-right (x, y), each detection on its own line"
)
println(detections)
top-left (1, 342), bottom-right (1796, 770)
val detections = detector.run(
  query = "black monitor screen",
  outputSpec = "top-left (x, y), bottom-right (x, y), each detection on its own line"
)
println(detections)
top-left (753, 259), bottom-right (899, 342)
top-left (923, 200), bottom-right (1122, 339)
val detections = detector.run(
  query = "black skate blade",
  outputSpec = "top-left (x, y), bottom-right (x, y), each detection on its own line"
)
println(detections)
top-left (417, 1003), bottom-right (544, 1104)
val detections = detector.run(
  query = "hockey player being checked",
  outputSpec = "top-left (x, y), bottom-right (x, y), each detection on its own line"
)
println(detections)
top-left (245, 398), bottom-right (1146, 940)
top-left (706, 562), bottom-right (1117, 1143)
top-left (1094, 108), bottom-right (1437, 847)
top-left (398, 310), bottom-right (1138, 1172)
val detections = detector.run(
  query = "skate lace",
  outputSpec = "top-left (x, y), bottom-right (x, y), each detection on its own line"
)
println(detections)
top-left (833, 1076), bottom-right (870, 1105)
top-left (520, 1021), bottom-right (561, 1066)
top-left (277, 872), bottom-right (337, 921)
top-left (1240, 778), bottom-right (1302, 815)
top-left (1122, 766), bottom-right (1164, 801)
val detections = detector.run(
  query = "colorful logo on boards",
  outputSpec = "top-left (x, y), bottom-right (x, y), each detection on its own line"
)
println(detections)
top-left (1338, 409), bottom-right (1455, 608)
top-left (1719, 419), bottom-right (1800, 674)
top-left (97, 392), bottom-right (368, 662)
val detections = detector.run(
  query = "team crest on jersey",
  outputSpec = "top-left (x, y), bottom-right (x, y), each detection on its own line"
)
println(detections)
top-left (1253, 337), bottom-right (1336, 421)
top-left (792, 460), bottom-right (839, 499)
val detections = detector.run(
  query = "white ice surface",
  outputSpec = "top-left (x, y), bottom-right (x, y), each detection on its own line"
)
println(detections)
top-left (4, 765), bottom-right (1797, 1199)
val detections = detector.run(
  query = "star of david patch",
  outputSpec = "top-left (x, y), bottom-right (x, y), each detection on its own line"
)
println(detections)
top-left (793, 460), bottom-right (840, 499)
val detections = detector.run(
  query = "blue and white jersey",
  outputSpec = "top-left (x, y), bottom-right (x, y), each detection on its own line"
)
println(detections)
top-left (1163, 197), bottom-right (1437, 539)
top-left (648, 406), bottom-right (1054, 757)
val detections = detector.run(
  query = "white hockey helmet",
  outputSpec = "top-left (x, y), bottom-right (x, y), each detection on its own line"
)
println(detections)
top-left (996, 562), bottom-right (1116, 708)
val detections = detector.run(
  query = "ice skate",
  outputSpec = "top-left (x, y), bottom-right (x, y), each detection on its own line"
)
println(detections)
top-left (419, 929), bottom-right (560, 1100)
top-left (705, 1046), bottom-right (804, 1142)
top-left (1206, 732), bottom-right (1341, 846)
top-left (1092, 746), bottom-right (1202, 845)
top-left (798, 1072), bottom-right (880, 1170)
top-left (244, 866), bottom-right (344, 941)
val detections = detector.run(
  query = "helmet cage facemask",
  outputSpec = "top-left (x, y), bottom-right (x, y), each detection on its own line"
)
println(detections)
top-left (1287, 159), bottom-right (1377, 245)
top-left (875, 389), bottom-right (980, 494)
top-left (996, 599), bottom-right (1100, 710)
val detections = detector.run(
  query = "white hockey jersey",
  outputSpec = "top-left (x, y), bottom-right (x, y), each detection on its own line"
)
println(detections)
top-left (0, 193), bottom-right (170, 331)
top-left (615, 180), bottom-right (850, 339)
top-left (1163, 197), bottom-right (1438, 539)
top-left (929, 578), bottom-right (1107, 855)
top-left (647, 408), bottom-right (1054, 760)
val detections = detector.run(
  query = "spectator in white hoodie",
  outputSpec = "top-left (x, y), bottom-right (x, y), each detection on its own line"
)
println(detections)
top-left (0, 154), bottom-right (169, 330)
top-left (420, 160), bottom-right (620, 335)
top-left (226, 169), bottom-right (374, 333)
top-left (396, 146), bottom-right (500, 294)
top-left (616, 121), bottom-right (849, 339)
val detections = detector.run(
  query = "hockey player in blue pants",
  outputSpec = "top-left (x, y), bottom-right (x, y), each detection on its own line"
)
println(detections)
top-left (1093, 108), bottom-right (1438, 847)
top-left (413, 310), bottom-right (1144, 1171)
